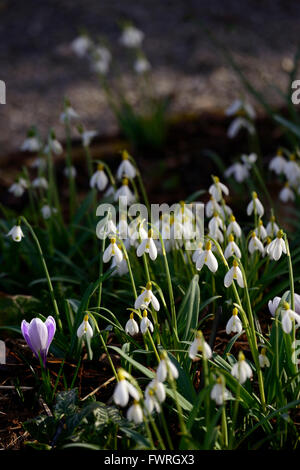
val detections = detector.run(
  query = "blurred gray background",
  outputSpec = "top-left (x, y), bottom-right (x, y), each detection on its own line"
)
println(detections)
top-left (0, 0), bottom-right (299, 156)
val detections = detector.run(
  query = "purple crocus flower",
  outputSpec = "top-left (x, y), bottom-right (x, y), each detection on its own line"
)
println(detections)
top-left (21, 316), bottom-right (56, 366)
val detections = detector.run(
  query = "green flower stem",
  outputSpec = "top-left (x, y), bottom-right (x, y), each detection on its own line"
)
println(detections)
top-left (160, 409), bottom-right (174, 450)
top-left (91, 315), bottom-right (118, 382)
top-left (117, 238), bottom-right (137, 299)
top-left (221, 405), bottom-right (228, 448)
top-left (168, 375), bottom-right (188, 438)
top-left (148, 413), bottom-right (166, 450)
top-left (21, 216), bottom-right (62, 331)
top-left (97, 236), bottom-right (106, 309)
top-left (65, 122), bottom-right (76, 219)
top-left (147, 329), bottom-right (161, 363)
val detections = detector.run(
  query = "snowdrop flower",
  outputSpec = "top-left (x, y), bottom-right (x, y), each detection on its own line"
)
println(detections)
top-left (96, 217), bottom-right (117, 239)
top-left (21, 316), bottom-right (56, 366)
top-left (241, 153), bottom-right (257, 168)
top-left (81, 129), bottom-right (98, 147)
top-left (104, 185), bottom-right (115, 198)
top-left (210, 376), bottom-right (230, 405)
top-left (60, 102), bottom-right (79, 124)
top-left (90, 163), bottom-right (108, 191)
top-left (137, 229), bottom-right (157, 261)
top-left (71, 35), bottom-right (92, 57)
top-left (266, 216), bottom-right (279, 237)
top-left (255, 220), bottom-right (267, 240)
top-left (209, 177), bottom-right (229, 202)
top-left (103, 238), bottom-right (123, 264)
top-left (196, 241), bottom-right (218, 273)
top-left (208, 213), bottom-right (223, 233)
top-left (127, 401), bottom-right (144, 424)
top-left (21, 132), bottom-right (41, 152)
top-left (226, 308), bottom-right (243, 334)
top-left (192, 241), bottom-right (203, 263)
top-left (281, 302), bottom-right (300, 334)
top-left (7, 224), bottom-right (24, 242)
top-left (208, 222), bottom-right (223, 243)
top-left (92, 59), bottom-right (110, 75)
top-left (114, 178), bottom-right (135, 204)
top-left (140, 310), bottom-right (154, 335)
top-left (120, 26), bottom-right (144, 48)
top-left (8, 179), bottom-right (28, 197)
top-left (284, 154), bottom-right (300, 185)
top-left (116, 150), bottom-right (136, 180)
top-left (226, 215), bottom-right (242, 238)
top-left (30, 157), bottom-right (47, 171)
top-left (32, 177), bottom-right (48, 190)
top-left (144, 379), bottom-right (166, 414)
top-left (64, 166), bottom-right (77, 179)
top-left (225, 99), bottom-right (256, 119)
top-left (156, 351), bottom-right (179, 382)
top-left (248, 232), bottom-right (265, 255)
top-left (231, 351), bottom-right (253, 384)
top-left (113, 369), bottom-right (140, 407)
top-left (134, 57), bottom-right (151, 74)
top-left (94, 45), bottom-right (111, 65)
top-left (47, 133), bottom-right (63, 155)
top-left (269, 149), bottom-right (286, 175)
top-left (134, 282), bottom-right (160, 311)
top-left (125, 313), bottom-right (139, 336)
top-left (247, 192), bottom-right (264, 217)
top-left (206, 196), bottom-right (221, 218)
top-left (224, 234), bottom-right (241, 259)
top-left (266, 230), bottom-right (286, 261)
top-left (224, 260), bottom-right (244, 288)
top-left (111, 256), bottom-right (128, 277)
top-left (77, 314), bottom-right (93, 340)
top-left (227, 117), bottom-right (255, 138)
top-left (224, 162), bottom-right (249, 183)
top-left (259, 348), bottom-right (270, 368)
top-left (189, 330), bottom-right (212, 360)
top-left (268, 296), bottom-right (282, 316)
top-left (128, 218), bottom-right (147, 246)
top-left (279, 183), bottom-right (295, 203)
top-left (41, 205), bottom-right (57, 220)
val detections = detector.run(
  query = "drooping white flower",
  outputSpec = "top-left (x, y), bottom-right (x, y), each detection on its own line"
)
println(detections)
top-left (269, 149), bottom-right (286, 175)
top-left (226, 307), bottom-right (243, 334)
top-left (259, 348), bottom-right (270, 368)
top-left (140, 310), bottom-right (154, 335)
top-left (92, 58), bottom-right (110, 75)
top-left (120, 26), bottom-right (144, 48)
top-left (114, 178), bottom-right (135, 204)
top-left (127, 401), bottom-right (144, 424)
top-left (96, 217), bottom-right (117, 239)
top-left (32, 177), bottom-right (48, 190)
top-left (210, 376), bottom-right (230, 405)
top-left (41, 205), bottom-right (57, 220)
top-left (77, 314), bottom-right (93, 340)
top-left (266, 216), bottom-right (279, 237)
top-left (209, 177), bottom-right (229, 202)
top-left (30, 157), bottom-right (47, 170)
top-left (116, 151), bottom-right (136, 180)
top-left (224, 162), bottom-right (249, 183)
top-left (241, 153), bottom-right (257, 168)
top-left (248, 232), bottom-right (265, 255)
top-left (135, 282), bottom-right (160, 312)
top-left (196, 241), bottom-right (218, 273)
top-left (226, 215), bottom-right (242, 238)
top-left (81, 129), bottom-right (98, 147)
top-left (113, 369), bottom-right (140, 407)
top-left (144, 379), bottom-right (166, 414)
top-left (71, 35), bottom-right (93, 57)
top-left (266, 230), bottom-right (286, 261)
top-left (189, 330), bottom-right (212, 360)
top-left (111, 257), bottom-right (129, 277)
top-left (7, 224), bottom-right (24, 242)
top-left (134, 57), bottom-right (151, 74)
top-left (268, 296), bottom-right (282, 316)
top-left (21, 134), bottom-right (41, 152)
top-left (125, 313), bottom-right (139, 336)
top-left (279, 183), bottom-right (295, 203)
top-left (128, 218), bottom-right (147, 246)
top-left (208, 213), bottom-right (223, 233)
top-left (156, 352), bottom-right (179, 382)
top-left (224, 234), bottom-right (241, 259)
top-left (103, 237), bottom-right (123, 264)
top-left (254, 220), bottom-right (267, 240)
top-left (206, 196), bottom-right (222, 218)
top-left (227, 117), bottom-right (255, 138)
top-left (192, 241), bottom-right (203, 263)
top-left (247, 192), bottom-right (264, 217)
top-left (60, 103), bottom-right (79, 124)
top-left (231, 351), bottom-right (253, 384)
top-left (224, 260), bottom-right (244, 288)
top-left (90, 163), bottom-right (108, 191)
top-left (64, 166), bottom-right (77, 179)
top-left (8, 179), bottom-right (28, 197)
top-left (47, 134), bottom-right (63, 155)
top-left (280, 302), bottom-right (300, 334)
top-left (225, 99), bottom-right (256, 119)
top-left (284, 154), bottom-right (300, 185)
top-left (137, 229), bottom-right (158, 261)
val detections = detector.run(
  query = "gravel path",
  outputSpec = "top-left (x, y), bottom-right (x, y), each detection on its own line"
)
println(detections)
top-left (0, 0), bottom-right (299, 156)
